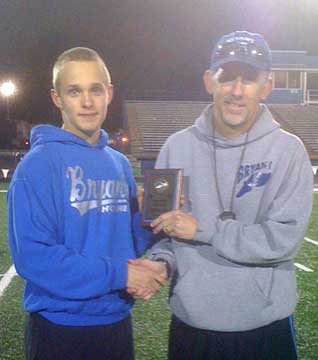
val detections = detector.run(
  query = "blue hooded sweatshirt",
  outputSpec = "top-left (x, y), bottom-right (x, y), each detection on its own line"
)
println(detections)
top-left (7, 125), bottom-right (153, 326)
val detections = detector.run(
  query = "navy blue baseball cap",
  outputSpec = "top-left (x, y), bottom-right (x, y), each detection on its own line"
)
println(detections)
top-left (210, 31), bottom-right (272, 71)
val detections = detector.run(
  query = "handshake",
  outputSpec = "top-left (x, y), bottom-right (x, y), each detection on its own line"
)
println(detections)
top-left (126, 187), bottom-right (198, 301)
top-left (126, 259), bottom-right (168, 301)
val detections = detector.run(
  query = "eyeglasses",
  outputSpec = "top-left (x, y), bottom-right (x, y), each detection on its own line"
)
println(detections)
top-left (213, 40), bottom-right (269, 66)
top-left (217, 65), bottom-right (261, 84)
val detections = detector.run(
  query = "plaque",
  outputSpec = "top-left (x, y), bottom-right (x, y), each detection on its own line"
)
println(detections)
top-left (141, 169), bottom-right (183, 226)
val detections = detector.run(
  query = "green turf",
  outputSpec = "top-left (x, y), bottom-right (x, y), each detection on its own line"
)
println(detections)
top-left (0, 278), bottom-right (25, 360)
top-left (294, 195), bottom-right (318, 358)
top-left (0, 191), bottom-right (317, 359)
top-left (305, 191), bottom-right (317, 239)
top-left (133, 286), bottom-right (171, 359)
top-left (0, 182), bottom-right (9, 191)
top-left (0, 192), bottom-right (10, 274)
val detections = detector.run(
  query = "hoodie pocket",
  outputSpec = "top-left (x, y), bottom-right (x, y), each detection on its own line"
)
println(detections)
top-left (170, 263), bottom-right (275, 330)
top-left (253, 267), bottom-right (274, 305)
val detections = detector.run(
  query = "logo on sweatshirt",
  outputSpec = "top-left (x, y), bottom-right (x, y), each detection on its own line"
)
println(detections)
top-left (236, 161), bottom-right (272, 198)
top-left (66, 166), bottom-right (129, 215)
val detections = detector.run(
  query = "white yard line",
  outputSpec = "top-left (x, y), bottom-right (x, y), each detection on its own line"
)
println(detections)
top-left (0, 265), bottom-right (17, 298)
top-left (0, 190), bottom-right (8, 193)
top-left (305, 237), bottom-right (318, 246)
top-left (294, 263), bottom-right (314, 272)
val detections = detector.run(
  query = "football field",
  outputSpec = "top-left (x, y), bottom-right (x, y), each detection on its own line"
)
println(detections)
top-left (0, 183), bottom-right (317, 359)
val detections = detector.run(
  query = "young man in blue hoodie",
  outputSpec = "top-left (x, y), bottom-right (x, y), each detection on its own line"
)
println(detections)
top-left (7, 47), bottom-right (166, 360)
top-left (146, 31), bottom-right (313, 359)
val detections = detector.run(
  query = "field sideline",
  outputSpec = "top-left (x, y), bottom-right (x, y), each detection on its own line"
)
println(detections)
top-left (0, 183), bottom-right (317, 359)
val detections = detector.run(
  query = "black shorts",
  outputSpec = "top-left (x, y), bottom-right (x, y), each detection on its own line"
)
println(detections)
top-left (169, 315), bottom-right (298, 360)
top-left (25, 312), bottom-right (134, 360)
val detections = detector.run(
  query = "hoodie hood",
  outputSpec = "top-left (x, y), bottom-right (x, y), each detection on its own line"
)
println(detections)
top-left (194, 103), bottom-right (280, 148)
top-left (30, 125), bottom-right (109, 149)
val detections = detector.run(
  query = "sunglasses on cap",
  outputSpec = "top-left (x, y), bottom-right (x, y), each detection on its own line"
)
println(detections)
top-left (213, 40), bottom-right (269, 66)
top-left (216, 64), bottom-right (261, 84)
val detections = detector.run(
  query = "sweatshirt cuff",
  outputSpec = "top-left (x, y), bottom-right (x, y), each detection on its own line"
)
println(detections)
top-left (108, 257), bottom-right (128, 291)
top-left (149, 253), bottom-right (176, 277)
top-left (194, 223), bottom-right (214, 244)
top-left (133, 212), bottom-right (154, 256)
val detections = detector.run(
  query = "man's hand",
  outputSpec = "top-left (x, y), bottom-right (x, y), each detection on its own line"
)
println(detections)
top-left (126, 259), bottom-right (168, 300)
top-left (150, 209), bottom-right (197, 240)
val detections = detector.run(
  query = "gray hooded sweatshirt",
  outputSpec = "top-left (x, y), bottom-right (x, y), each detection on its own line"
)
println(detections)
top-left (150, 104), bottom-right (313, 331)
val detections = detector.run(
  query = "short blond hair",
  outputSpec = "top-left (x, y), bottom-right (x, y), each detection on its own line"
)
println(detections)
top-left (52, 47), bottom-right (111, 94)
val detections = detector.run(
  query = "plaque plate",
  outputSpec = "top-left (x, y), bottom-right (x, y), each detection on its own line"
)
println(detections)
top-left (141, 169), bottom-right (183, 226)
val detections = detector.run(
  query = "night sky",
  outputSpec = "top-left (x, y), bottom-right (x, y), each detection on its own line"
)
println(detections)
top-left (0, 0), bottom-right (318, 130)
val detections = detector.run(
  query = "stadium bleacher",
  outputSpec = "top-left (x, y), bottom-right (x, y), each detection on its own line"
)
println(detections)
top-left (126, 101), bottom-right (208, 157)
top-left (1, 102), bottom-right (317, 181)
top-left (269, 104), bottom-right (318, 159)
top-left (126, 101), bottom-right (318, 164)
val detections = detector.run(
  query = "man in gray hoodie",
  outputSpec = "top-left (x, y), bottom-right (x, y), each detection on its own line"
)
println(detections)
top-left (147, 31), bottom-right (313, 359)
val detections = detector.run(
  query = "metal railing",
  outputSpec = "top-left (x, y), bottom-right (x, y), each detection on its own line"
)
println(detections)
top-left (306, 89), bottom-right (318, 104)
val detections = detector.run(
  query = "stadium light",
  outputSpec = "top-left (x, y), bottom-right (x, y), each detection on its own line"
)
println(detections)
top-left (0, 81), bottom-right (16, 97)
top-left (0, 80), bottom-right (16, 121)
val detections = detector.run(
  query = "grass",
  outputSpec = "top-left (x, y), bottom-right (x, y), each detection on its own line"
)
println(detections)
top-left (294, 194), bottom-right (318, 358)
top-left (0, 188), bottom-right (317, 359)
top-left (0, 278), bottom-right (25, 360)
top-left (0, 190), bottom-right (10, 275)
